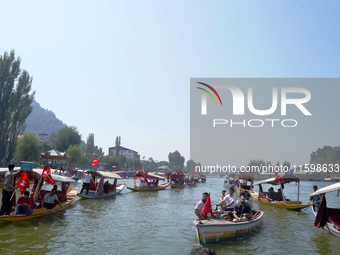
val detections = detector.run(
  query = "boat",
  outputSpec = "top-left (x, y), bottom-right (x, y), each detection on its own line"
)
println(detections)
top-left (0, 168), bottom-right (77, 222)
top-left (77, 170), bottom-right (126, 198)
top-left (234, 173), bottom-right (254, 193)
top-left (127, 171), bottom-right (170, 191)
top-left (250, 175), bottom-right (311, 210)
top-left (310, 182), bottom-right (340, 238)
top-left (223, 174), bottom-right (235, 190)
top-left (167, 171), bottom-right (186, 188)
top-left (193, 210), bottom-right (264, 244)
top-left (185, 182), bottom-right (197, 187)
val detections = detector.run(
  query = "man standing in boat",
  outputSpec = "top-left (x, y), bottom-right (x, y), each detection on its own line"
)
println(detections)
top-left (309, 185), bottom-right (321, 212)
top-left (80, 170), bottom-right (92, 195)
top-left (194, 192), bottom-right (208, 220)
top-left (0, 163), bottom-right (16, 216)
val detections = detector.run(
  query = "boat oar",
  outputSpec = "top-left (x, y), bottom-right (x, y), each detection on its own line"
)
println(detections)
top-left (296, 205), bottom-right (311, 215)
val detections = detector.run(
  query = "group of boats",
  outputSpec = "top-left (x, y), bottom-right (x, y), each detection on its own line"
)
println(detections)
top-left (0, 165), bottom-right (206, 222)
top-left (193, 172), bottom-right (340, 244)
top-left (1, 165), bottom-right (339, 245)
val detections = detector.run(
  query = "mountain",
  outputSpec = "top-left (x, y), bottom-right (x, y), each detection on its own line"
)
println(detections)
top-left (25, 101), bottom-right (67, 137)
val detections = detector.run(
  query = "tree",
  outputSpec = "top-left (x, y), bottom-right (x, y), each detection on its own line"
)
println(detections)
top-left (168, 150), bottom-right (185, 170)
top-left (114, 136), bottom-right (121, 157)
top-left (0, 50), bottom-right (35, 161)
top-left (50, 126), bottom-right (81, 152)
top-left (186, 159), bottom-right (201, 173)
top-left (85, 133), bottom-right (94, 160)
top-left (66, 145), bottom-right (83, 165)
top-left (14, 133), bottom-right (40, 162)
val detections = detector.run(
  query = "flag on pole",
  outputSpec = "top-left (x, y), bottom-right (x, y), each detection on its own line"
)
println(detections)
top-left (90, 158), bottom-right (99, 167)
top-left (17, 171), bottom-right (30, 195)
top-left (201, 193), bottom-right (213, 219)
top-left (275, 172), bottom-right (284, 182)
top-left (42, 166), bottom-right (55, 185)
top-left (183, 170), bottom-right (185, 175)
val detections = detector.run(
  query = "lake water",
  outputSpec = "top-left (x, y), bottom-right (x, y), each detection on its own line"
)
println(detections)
top-left (0, 177), bottom-right (339, 255)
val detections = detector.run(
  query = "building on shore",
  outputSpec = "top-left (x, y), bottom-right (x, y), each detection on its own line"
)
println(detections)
top-left (108, 146), bottom-right (140, 160)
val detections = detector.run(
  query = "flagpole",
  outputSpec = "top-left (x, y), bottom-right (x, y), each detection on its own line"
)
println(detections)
top-left (9, 189), bottom-right (16, 201)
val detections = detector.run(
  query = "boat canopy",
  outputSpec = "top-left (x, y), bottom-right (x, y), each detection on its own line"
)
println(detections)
top-left (33, 169), bottom-right (76, 183)
top-left (309, 182), bottom-right (340, 196)
top-left (253, 176), bottom-right (300, 186)
top-left (97, 171), bottom-right (121, 179)
top-left (134, 172), bottom-right (165, 180)
top-left (234, 173), bottom-right (254, 181)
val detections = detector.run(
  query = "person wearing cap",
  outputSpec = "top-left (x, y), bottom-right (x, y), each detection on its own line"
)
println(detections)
top-left (14, 191), bottom-right (34, 215)
top-left (42, 188), bottom-right (62, 209)
top-left (267, 187), bottom-right (275, 202)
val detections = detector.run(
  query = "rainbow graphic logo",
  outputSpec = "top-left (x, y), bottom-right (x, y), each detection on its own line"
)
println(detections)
top-left (196, 82), bottom-right (223, 107)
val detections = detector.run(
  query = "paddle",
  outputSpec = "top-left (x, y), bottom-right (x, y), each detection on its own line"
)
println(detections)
top-left (296, 205), bottom-right (311, 215)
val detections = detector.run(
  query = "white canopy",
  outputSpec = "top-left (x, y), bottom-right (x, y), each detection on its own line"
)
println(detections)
top-left (309, 182), bottom-right (340, 196)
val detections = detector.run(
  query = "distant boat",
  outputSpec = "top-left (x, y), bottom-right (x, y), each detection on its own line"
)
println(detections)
top-left (127, 171), bottom-right (170, 192)
top-left (250, 176), bottom-right (312, 210)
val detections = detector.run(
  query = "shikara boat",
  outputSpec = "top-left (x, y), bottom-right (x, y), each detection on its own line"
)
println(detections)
top-left (234, 173), bottom-right (254, 193)
top-left (0, 169), bottom-right (77, 222)
top-left (77, 171), bottom-right (126, 199)
top-left (310, 182), bottom-right (340, 238)
top-left (171, 183), bottom-right (185, 188)
top-left (193, 210), bottom-right (264, 244)
top-left (250, 175), bottom-right (311, 210)
top-left (185, 182), bottom-right (197, 187)
top-left (127, 171), bottom-right (170, 191)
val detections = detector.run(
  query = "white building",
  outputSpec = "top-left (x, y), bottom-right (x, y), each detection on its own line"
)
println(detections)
top-left (108, 146), bottom-right (140, 160)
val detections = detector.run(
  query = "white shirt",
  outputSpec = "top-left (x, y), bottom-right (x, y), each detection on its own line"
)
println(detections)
top-left (44, 193), bottom-right (58, 204)
top-left (84, 174), bottom-right (92, 183)
top-left (223, 194), bottom-right (237, 209)
top-left (195, 200), bottom-right (205, 213)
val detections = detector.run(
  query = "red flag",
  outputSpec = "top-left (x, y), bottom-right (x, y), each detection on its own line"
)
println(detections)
top-left (17, 171), bottom-right (30, 195)
top-left (191, 171), bottom-right (193, 175)
top-left (72, 166), bottom-right (75, 171)
top-left (182, 170), bottom-right (185, 175)
top-left (138, 168), bottom-right (145, 173)
top-left (177, 172), bottom-right (180, 178)
top-left (201, 193), bottom-right (213, 219)
top-left (90, 158), bottom-right (99, 167)
top-left (275, 172), bottom-right (284, 182)
top-left (42, 166), bottom-right (55, 185)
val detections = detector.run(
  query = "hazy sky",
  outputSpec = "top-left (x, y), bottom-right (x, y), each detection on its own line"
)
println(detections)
top-left (1, 1), bottom-right (339, 162)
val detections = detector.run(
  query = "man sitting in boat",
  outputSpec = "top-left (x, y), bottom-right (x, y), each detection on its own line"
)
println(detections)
top-left (274, 188), bottom-right (284, 201)
top-left (14, 191), bottom-right (34, 215)
top-left (221, 188), bottom-right (237, 212)
top-left (42, 188), bottom-right (62, 210)
top-left (266, 187), bottom-right (275, 202)
top-left (309, 185), bottom-right (321, 212)
top-left (236, 191), bottom-right (252, 210)
top-left (233, 195), bottom-right (251, 222)
top-left (194, 192), bottom-right (208, 221)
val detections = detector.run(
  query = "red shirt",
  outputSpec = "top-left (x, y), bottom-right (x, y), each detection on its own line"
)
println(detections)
top-left (17, 197), bottom-right (34, 209)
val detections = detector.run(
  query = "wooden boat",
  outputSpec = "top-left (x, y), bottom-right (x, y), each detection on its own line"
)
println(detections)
top-left (310, 182), bottom-right (340, 238)
top-left (127, 171), bottom-right (170, 191)
top-left (193, 210), bottom-right (264, 244)
top-left (77, 171), bottom-right (126, 199)
top-left (250, 175), bottom-right (311, 210)
top-left (0, 168), bottom-right (77, 222)
top-left (234, 173), bottom-right (254, 193)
